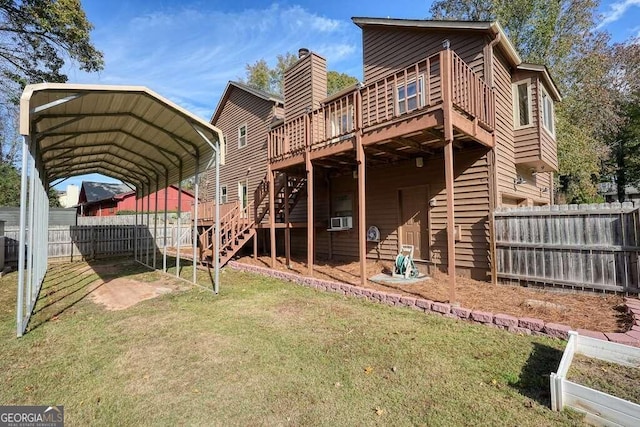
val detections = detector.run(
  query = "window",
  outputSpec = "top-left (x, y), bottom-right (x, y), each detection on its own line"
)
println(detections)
top-left (332, 194), bottom-right (353, 217)
top-left (541, 87), bottom-right (555, 136)
top-left (512, 80), bottom-right (532, 128)
top-left (238, 124), bottom-right (247, 148)
top-left (220, 185), bottom-right (227, 204)
top-left (396, 76), bottom-right (424, 115)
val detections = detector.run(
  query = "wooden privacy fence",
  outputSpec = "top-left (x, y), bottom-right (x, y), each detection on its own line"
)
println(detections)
top-left (494, 202), bottom-right (640, 293)
top-left (77, 213), bottom-right (190, 226)
top-left (3, 224), bottom-right (193, 264)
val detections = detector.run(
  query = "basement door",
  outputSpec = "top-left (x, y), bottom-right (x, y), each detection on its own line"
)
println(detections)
top-left (399, 186), bottom-right (429, 261)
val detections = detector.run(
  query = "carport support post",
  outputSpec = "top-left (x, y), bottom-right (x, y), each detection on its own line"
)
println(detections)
top-left (192, 160), bottom-right (200, 284)
top-left (26, 139), bottom-right (36, 309)
top-left (134, 187), bottom-right (138, 263)
top-left (176, 166), bottom-right (182, 277)
top-left (214, 144), bottom-right (220, 294)
top-left (153, 178), bottom-right (159, 269)
top-left (146, 181), bottom-right (150, 266)
top-left (163, 175), bottom-right (168, 273)
top-left (16, 135), bottom-right (29, 337)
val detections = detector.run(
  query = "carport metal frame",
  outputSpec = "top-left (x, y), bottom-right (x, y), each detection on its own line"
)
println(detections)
top-left (16, 84), bottom-right (225, 337)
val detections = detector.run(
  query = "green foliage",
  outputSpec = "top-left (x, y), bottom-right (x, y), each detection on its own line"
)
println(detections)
top-left (428, 0), bottom-right (629, 203)
top-left (0, 161), bottom-right (60, 207)
top-left (0, 161), bottom-right (21, 206)
top-left (243, 52), bottom-right (298, 95)
top-left (0, 0), bottom-right (104, 164)
top-left (327, 71), bottom-right (359, 96)
top-left (243, 52), bottom-right (358, 96)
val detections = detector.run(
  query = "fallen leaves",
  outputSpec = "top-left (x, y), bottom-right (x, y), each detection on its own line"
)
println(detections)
top-left (364, 366), bottom-right (373, 375)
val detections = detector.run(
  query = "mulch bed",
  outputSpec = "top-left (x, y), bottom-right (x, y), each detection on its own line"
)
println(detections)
top-left (235, 255), bottom-right (633, 333)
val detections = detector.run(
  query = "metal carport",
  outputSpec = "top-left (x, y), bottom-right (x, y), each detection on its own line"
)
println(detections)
top-left (16, 83), bottom-right (225, 337)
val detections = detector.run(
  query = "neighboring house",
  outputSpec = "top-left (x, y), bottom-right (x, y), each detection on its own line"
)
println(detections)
top-left (202, 18), bottom-right (561, 282)
top-left (78, 181), bottom-right (195, 216)
top-left (58, 184), bottom-right (80, 208)
top-left (598, 182), bottom-right (640, 203)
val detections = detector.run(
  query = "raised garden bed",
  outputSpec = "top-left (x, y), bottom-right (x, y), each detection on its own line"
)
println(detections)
top-left (551, 331), bottom-right (640, 425)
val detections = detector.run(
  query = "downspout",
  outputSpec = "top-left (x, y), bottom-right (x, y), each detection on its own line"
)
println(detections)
top-left (486, 30), bottom-right (501, 285)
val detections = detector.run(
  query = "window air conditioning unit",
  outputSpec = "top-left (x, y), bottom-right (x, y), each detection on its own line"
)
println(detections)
top-left (329, 216), bottom-right (353, 231)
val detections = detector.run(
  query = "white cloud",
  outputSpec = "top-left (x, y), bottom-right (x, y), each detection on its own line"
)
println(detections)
top-left (68, 4), bottom-right (361, 120)
top-left (598, 0), bottom-right (640, 29)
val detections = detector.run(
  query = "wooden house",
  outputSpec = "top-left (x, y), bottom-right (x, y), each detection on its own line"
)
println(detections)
top-left (199, 18), bottom-right (561, 297)
top-left (78, 181), bottom-right (194, 216)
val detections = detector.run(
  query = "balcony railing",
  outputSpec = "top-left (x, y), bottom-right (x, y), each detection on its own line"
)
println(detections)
top-left (268, 49), bottom-right (495, 163)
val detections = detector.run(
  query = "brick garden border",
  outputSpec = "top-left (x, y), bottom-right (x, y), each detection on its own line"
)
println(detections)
top-left (228, 261), bottom-right (640, 346)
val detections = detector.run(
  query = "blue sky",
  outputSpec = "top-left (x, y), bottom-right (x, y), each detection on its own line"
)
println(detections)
top-left (56, 0), bottom-right (640, 189)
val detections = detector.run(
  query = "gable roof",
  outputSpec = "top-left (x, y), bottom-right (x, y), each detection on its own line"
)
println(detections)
top-left (352, 17), bottom-right (520, 66)
top-left (81, 181), bottom-right (131, 203)
top-left (517, 63), bottom-right (562, 101)
top-left (210, 81), bottom-right (284, 124)
top-left (351, 17), bottom-right (562, 101)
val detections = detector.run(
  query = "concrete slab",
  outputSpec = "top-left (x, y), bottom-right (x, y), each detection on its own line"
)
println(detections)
top-left (369, 273), bottom-right (430, 286)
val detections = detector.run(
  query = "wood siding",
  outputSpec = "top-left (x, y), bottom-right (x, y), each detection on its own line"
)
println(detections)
top-left (284, 52), bottom-right (327, 120)
top-left (314, 148), bottom-right (491, 279)
top-left (204, 86), bottom-right (275, 209)
top-left (492, 50), bottom-right (553, 207)
top-left (512, 71), bottom-right (558, 172)
top-left (361, 27), bottom-right (487, 84)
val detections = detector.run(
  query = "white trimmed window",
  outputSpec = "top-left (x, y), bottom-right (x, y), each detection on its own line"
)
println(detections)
top-left (220, 185), bottom-right (227, 204)
top-left (238, 124), bottom-right (247, 148)
top-left (397, 76), bottom-right (424, 115)
top-left (512, 80), bottom-right (533, 129)
top-left (541, 87), bottom-right (555, 136)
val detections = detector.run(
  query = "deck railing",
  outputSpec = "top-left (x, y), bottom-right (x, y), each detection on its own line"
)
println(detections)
top-left (450, 52), bottom-right (495, 129)
top-left (192, 200), bottom-right (238, 222)
top-left (268, 48), bottom-right (495, 162)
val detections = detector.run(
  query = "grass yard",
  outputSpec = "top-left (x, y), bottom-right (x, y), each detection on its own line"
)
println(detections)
top-left (0, 260), bottom-right (588, 425)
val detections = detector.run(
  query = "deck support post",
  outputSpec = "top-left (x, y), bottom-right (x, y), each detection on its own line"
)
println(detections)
top-left (444, 141), bottom-right (457, 304)
top-left (442, 42), bottom-right (457, 303)
top-left (305, 111), bottom-right (314, 277)
top-left (268, 165), bottom-right (276, 268)
top-left (284, 173), bottom-right (291, 267)
top-left (356, 89), bottom-right (367, 286)
top-left (356, 136), bottom-right (367, 286)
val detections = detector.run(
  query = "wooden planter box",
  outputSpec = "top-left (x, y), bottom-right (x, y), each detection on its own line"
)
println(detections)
top-left (551, 331), bottom-right (640, 426)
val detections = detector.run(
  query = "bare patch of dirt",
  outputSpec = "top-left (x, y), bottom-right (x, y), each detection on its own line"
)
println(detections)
top-left (568, 354), bottom-right (640, 405)
top-left (89, 277), bottom-right (182, 311)
top-left (236, 255), bottom-right (631, 333)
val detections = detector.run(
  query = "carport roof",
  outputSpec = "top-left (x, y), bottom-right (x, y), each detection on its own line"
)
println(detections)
top-left (20, 83), bottom-right (223, 194)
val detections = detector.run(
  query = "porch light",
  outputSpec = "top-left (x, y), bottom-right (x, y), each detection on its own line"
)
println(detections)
top-left (541, 187), bottom-right (549, 193)
top-left (514, 176), bottom-right (526, 185)
top-left (416, 157), bottom-right (424, 168)
top-left (443, 39), bottom-right (450, 50)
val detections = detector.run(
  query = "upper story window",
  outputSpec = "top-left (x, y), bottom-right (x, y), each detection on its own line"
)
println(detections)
top-left (512, 80), bottom-right (532, 129)
top-left (397, 76), bottom-right (424, 115)
top-left (238, 124), bottom-right (247, 149)
top-left (220, 185), bottom-right (227, 204)
top-left (541, 87), bottom-right (555, 136)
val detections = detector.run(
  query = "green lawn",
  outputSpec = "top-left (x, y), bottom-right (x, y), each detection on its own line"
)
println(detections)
top-left (0, 260), bottom-right (586, 426)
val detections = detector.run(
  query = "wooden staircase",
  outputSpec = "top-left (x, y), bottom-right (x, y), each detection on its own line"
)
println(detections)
top-left (254, 172), bottom-right (307, 224)
top-left (198, 200), bottom-right (255, 266)
top-left (197, 172), bottom-right (307, 267)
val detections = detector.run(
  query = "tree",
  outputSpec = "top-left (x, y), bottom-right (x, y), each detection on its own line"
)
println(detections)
top-left (0, 0), bottom-right (104, 164)
top-left (243, 52), bottom-right (358, 96)
top-left (327, 71), bottom-right (359, 96)
top-left (428, 0), bottom-right (621, 203)
top-left (243, 53), bottom-right (298, 95)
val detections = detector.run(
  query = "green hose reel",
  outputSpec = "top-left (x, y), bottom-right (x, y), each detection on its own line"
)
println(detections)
top-left (393, 245), bottom-right (419, 279)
